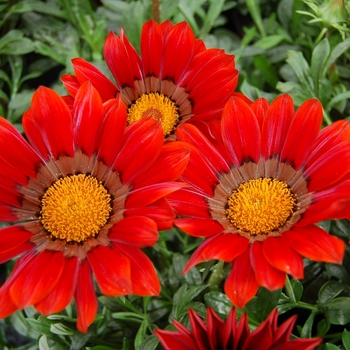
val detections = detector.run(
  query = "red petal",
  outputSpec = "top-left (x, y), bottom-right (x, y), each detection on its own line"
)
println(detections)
top-left (61, 74), bottom-right (80, 97)
top-left (251, 97), bottom-right (269, 129)
top-left (97, 97), bottom-right (127, 167)
top-left (261, 94), bottom-right (294, 160)
top-left (282, 338), bottom-right (323, 350)
top-left (178, 142), bottom-right (219, 196)
top-left (88, 245), bottom-right (132, 295)
top-left (283, 225), bottom-right (345, 264)
top-left (10, 250), bottom-right (64, 308)
top-left (27, 86), bottom-right (75, 159)
top-left (71, 58), bottom-right (118, 101)
top-left (104, 30), bottom-right (142, 89)
top-left (250, 241), bottom-right (286, 290)
top-left (73, 81), bottom-right (103, 157)
top-left (300, 180), bottom-right (350, 225)
top-left (174, 218), bottom-right (224, 237)
top-left (263, 236), bottom-right (304, 279)
top-left (222, 96), bottom-right (261, 165)
top-left (125, 182), bottom-right (187, 209)
top-left (124, 198), bottom-right (175, 231)
top-left (75, 259), bottom-right (98, 333)
top-left (176, 123), bottom-right (230, 174)
top-left (0, 117), bottom-right (41, 178)
top-left (306, 119), bottom-right (350, 168)
top-left (108, 216), bottom-right (158, 247)
top-left (113, 118), bottom-right (163, 184)
top-left (167, 188), bottom-right (210, 218)
top-left (305, 140), bottom-right (350, 192)
top-left (183, 233), bottom-right (249, 274)
top-left (132, 141), bottom-right (190, 188)
top-left (161, 22), bottom-right (195, 83)
top-left (115, 244), bottom-right (160, 296)
top-left (224, 247), bottom-right (259, 308)
top-left (141, 20), bottom-right (164, 78)
top-left (35, 256), bottom-right (79, 315)
top-left (154, 329), bottom-right (197, 350)
top-left (0, 225), bottom-right (34, 264)
top-left (280, 99), bottom-right (323, 170)
top-left (206, 308), bottom-right (224, 350)
top-left (189, 308), bottom-right (211, 350)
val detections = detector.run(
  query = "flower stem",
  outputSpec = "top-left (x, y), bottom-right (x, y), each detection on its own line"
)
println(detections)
top-left (152, 0), bottom-right (161, 23)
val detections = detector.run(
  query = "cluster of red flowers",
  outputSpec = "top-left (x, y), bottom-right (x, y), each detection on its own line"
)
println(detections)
top-left (0, 19), bottom-right (349, 347)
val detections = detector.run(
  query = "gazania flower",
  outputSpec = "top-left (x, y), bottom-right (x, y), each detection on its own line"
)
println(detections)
top-left (61, 20), bottom-right (238, 139)
top-left (0, 82), bottom-right (189, 332)
top-left (155, 306), bottom-right (322, 350)
top-left (168, 94), bottom-right (350, 308)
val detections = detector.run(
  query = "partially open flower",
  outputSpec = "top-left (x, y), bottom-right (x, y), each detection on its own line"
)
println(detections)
top-left (168, 94), bottom-right (350, 308)
top-left (155, 306), bottom-right (322, 350)
top-left (0, 82), bottom-right (189, 332)
top-left (61, 20), bottom-right (238, 139)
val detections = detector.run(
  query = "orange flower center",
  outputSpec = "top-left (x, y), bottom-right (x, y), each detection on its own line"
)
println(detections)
top-left (40, 174), bottom-right (112, 243)
top-left (127, 93), bottom-right (179, 136)
top-left (226, 178), bottom-right (296, 235)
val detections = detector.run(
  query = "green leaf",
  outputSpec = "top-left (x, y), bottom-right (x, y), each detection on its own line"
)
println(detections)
top-left (300, 311), bottom-right (318, 338)
top-left (255, 288), bottom-right (282, 322)
top-left (204, 291), bottom-right (233, 319)
top-left (246, 0), bottom-right (265, 36)
top-left (323, 297), bottom-right (350, 325)
top-left (285, 50), bottom-right (314, 95)
top-left (310, 38), bottom-right (330, 96)
top-left (326, 263), bottom-right (350, 284)
top-left (0, 30), bottom-right (34, 55)
top-left (254, 35), bottom-right (286, 50)
top-left (317, 319), bottom-right (330, 337)
top-left (325, 344), bottom-right (341, 350)
top-left (342, 329), bottom-right (350, 350)
top-left (324, 38), bottom-right (350, 73)
top-left (38, 334), bottom-right (50, 350)
top-left (291, 279), bottom-right (304, 302)
top-left (318, 281), bottom-right (346, 304)
top-left (198, 0), bottom-right (225, 37)
top-left (138, 335), bottom-right (159, 350)
top-left (170, 284), bottom-right (209, 321)
top-left (134, 318), bottom-right (148, 350)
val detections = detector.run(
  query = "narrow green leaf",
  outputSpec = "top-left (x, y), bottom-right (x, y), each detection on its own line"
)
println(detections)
top-left (204, 291), bottom-right (233, 318)
top-left (138, 335), bottom-right (159, 350)
top-left (325, 38), bottom-right (350, 73)
top-left (199, 0), bottom-right (225, 37)
top-left (342, 329), bottom-right (350, 350)
top-left (134, 318), bottom-right (148, 350)
top-left (300, 311), bottom-right (317, 338)
top-left (38, 335), bottom-right (50, 350)
top-left (246, 0), bottom-right (266, 36)
top-left (254, 35), bottom-right (286, 50)
top-left (310, 38), bottom-right (330, 96)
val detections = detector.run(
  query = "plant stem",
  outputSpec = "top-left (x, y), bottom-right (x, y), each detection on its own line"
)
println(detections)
top-left (152, 0), bottom-right (161, 23)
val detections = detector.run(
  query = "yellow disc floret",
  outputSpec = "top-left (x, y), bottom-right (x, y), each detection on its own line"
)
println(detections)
top-left (40, 174), bottom-right (112, 243)
top-left (127, 93), bottom-right (179, 136)
top-left (226, 178), bottom-right (296, 235)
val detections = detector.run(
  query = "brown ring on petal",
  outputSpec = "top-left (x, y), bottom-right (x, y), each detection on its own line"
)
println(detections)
top-left (17, 151), bottom-right (130, 260)
top-left (207, 157), bottom-right (312, 243)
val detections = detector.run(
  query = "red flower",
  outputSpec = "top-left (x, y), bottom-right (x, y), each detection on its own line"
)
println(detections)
top-left (0, 82), bottom-right (189, 332)
top-left (154, 306), bottom-right (322, 350)
top-left (168, 94), bottom-right (350, 308)
top-left (61, 20), bottom-right (238, 139)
